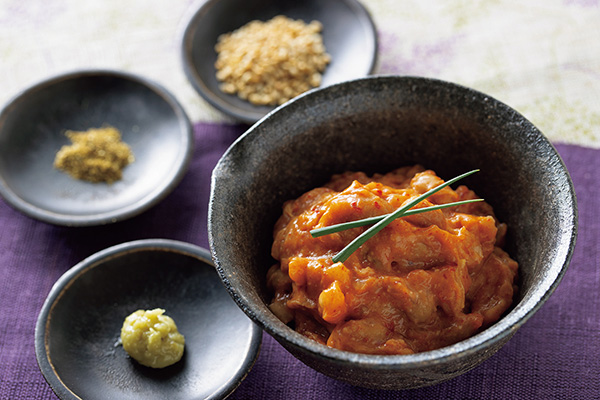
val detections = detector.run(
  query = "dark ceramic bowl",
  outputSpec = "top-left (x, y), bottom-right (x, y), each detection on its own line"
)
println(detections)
top-left (35, 239), bottom-right (262, 400)
top-left (208, 76), bottom-right (578, 389)
top-left (0, 70), bottom-right (193, 226)
top-left (181, 0), bottom-right (378, 124)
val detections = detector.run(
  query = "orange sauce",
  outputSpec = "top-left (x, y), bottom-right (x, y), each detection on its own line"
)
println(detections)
top-left (267, 165), bottom-right (518, 355)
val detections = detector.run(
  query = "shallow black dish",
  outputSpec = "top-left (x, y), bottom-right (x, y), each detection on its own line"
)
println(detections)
top-left (181, 0), bottom-right (378, 124)
top-left (35, 239), bottom-right (262, 400)
top-left (208, 76), bottom-right (578, 389)
top-left (0, 70), bottom-right (193, 226)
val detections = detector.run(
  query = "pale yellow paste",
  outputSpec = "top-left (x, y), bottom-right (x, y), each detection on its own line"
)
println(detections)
top-left (120, 308), bottom-right (185, 368)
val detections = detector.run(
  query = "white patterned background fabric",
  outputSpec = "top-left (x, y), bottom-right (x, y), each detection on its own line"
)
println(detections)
top-left (1, 0), bottom-right (599, 147)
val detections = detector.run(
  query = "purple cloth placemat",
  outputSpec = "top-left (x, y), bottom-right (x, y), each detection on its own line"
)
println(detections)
top-left (0, 122), bottom-right (598, 400)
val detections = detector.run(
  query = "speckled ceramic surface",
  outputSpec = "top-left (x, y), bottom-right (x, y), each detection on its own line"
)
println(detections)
top-left (181, 0), bottom-right (378, 124)
top-left (0, 70), bottom-right (193, 226)
top-left (35, 239), bottom-right (262, 400)
top-left (208, 76), bottom-right (578, 389)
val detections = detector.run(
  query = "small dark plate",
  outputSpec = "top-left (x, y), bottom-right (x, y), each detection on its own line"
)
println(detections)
top-left (35, 239), bottom-right (262, 400)
top-left (0, 70), bottom-right (193, 226)
top-left (181, 0), bottom-right (378, 124)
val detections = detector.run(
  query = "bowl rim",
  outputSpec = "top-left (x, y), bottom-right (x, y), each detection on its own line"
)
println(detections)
top-left (179, 0), bottom-right (379, 124)
top-left (0, 68), bottom-right (194, 227)
top-left (34, 238), bottom-right (263, 400)
top-left (209, 74), bottom-right (579, 368)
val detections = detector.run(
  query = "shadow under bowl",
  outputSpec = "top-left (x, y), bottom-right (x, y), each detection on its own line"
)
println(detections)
top-left (208, 75), bottom-right (578, 389)
top-left (181, 0), bottom-right (378, 124)
top-left (35, 239), bottom-right (262, 400)
top-left (0, 70), bottom-right (193, 226)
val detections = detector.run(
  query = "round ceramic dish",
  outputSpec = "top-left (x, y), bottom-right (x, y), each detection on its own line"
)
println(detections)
top-left (208, 76), bottom-right (578, 389)
top-left (0, 70), bottom-right (193, 226)
top-left (181, 0), bottom-right (378, 124)
top-left (35, 239), bottom-right (262, 400)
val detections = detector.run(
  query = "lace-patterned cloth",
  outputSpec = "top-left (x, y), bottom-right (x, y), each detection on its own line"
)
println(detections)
top-left (1, 0), bottom-right (599, 146)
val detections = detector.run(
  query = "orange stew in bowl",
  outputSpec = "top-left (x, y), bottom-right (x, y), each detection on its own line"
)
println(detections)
top-left (267, 165), bottom-right (518, 355)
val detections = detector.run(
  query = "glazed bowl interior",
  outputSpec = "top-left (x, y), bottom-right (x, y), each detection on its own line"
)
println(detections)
top-left (208, 76), bottom-right (577, 389)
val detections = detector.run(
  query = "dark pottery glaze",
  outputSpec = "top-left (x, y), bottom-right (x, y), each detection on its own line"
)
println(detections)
top-left (0, 70), bottom-right (193, 226)
top-left (181, 0), bottom-right (378, 124)
top-left (35, 239), bottom-right (262, 400)
top-left (208, 76), bottom-right (578, 389)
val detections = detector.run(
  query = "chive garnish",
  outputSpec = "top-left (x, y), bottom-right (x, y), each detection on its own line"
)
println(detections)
top-left (310, 198), bottom-right (483, 238)
top-left (326, 169), bottom-right (480, 263)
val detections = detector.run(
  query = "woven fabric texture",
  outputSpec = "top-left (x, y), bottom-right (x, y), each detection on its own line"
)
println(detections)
top-left (0, 123), bottom-right (598, 400)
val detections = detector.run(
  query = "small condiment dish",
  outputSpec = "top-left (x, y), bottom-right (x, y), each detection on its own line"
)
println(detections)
top-left (181, 0), bottom-right (378, 124)
top-left (35, 239), bottom-right (262, 400)
top-left (0, 70), bottom-right (193, 226)
top-left (208, 76), bottom-right (578, 389)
